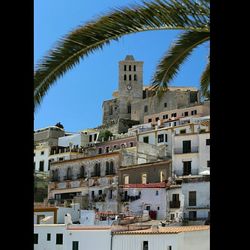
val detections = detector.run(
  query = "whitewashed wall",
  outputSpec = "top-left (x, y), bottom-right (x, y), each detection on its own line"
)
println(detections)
top-left (34, 147), bottom-right (50, 172)
top-left (198, 133), bottom-right (210, 173)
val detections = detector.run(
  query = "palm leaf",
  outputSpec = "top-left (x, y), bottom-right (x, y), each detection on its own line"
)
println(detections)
top-left (34, 0), bottom-right (210, 110)
top-left (152, 30), bottom-right (209, 87)
top-left (200, 57), bottom-right (210, 97)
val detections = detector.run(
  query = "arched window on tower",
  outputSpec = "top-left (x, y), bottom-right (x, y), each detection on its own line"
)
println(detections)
top-left (124, 65), bottom-right (127, 71)
top-left (127, 103), bottom-right (131, 114)
top-left (124, 74), bottom-right (127, 81)
top-left (129, 75), bottom-right (132, 81)
top-left (134, 74), bottom-right (137, 81)
top-left (134, 65), bottom-right (136, 71)
top-left (129, 65), bottom-right (131, 71)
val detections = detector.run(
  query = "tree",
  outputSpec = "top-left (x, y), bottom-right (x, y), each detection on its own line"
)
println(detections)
top-left (34, 0), bottom-right (210, 110)
top-left (98, 130), bottom-right (113, 142)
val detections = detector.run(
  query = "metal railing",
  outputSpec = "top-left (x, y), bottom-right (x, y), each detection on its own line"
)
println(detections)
top-left (174, 146), bottom-right (199, 154)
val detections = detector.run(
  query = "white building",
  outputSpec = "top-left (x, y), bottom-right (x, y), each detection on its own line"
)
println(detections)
top-left (34, 224), bottom-right (209, 250)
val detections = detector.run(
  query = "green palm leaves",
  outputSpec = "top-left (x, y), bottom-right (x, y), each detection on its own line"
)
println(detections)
top-left (34, 0), bottom-right (210, 110)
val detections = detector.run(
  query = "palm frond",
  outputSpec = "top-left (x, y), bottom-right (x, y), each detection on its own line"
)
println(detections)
top-left (34, 0), bottom-right (210, 110)
top-left (152, 30), bottom-right (209, 87)
top-left (200, 57), bottom-right (210, 97)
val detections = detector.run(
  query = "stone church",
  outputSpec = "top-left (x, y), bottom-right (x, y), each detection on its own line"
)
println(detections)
top-left (102, 55), bottom-right (200, 134)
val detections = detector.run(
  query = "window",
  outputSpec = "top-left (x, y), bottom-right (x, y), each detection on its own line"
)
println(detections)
top-left (58, 157), bottom-right (64, 161)
top-left (91, 191), bottom-right (95, 198)
top-left (183, 140), bottom-right (191, 153)
top-left (164, 102), bottom-right (167, 108)
top-left (124, 175), bottom-right (129, 184)
top-left (184, 111), bottom-right (189, 116)
top-left (155, 117), bottom-right (159, 122)
top-left (134, 74), bottom-right (137, 81)
top-left (157, 206), bottom-right (160, 210)
top-left (41, 151), bottom-right (44, 155)
top-left (143, 136), bottom-right (149, 143)
top-left (129, 74), bottom-right (132, 80)
top-left (109, 190), bottom-right (113, 199)
top-left (94, 134), bottom-right (97, 141)
top-left (171, 113), bottom-right (177, 117)
top-left (172, 193), bottom-right (179, 202)
top-left (37, 214), bottom-right (45, 224)
top-left (89, 134), bottom-right (92, 142)
top-left (47, 233), bottom-right (51, 241)
top-left (158, 134), bottom-right (164, 143)
top-left (80, 165), bottom-right (85, 178)
top-left (48, 159), bottom-right (52, 171)
top-left (124, 65), bottom-right (127, 71)
top-left (189, 211), bottom-right (197, 220)
top-left (144, 105), bottom-right (148, 113)
top-left (173, 122), bottom-right (177, 126)
top-left (156, 190), bottom-right (159, 196)
top-left (189, 191), bottom-right (196, 206)
top-left (106, 147), bottom-right (109, 153)
top-left (129, 65), bottom-right (131, 71)
top-left (148, 118), bottom-right (152, 123)
top-left (98, 148), bottom-right (102, 154)
top-left (143, 241), bottom-right (149, 250)
top-left (207, 160), bottom-right (210, 168)
top-left (127, 103), bottom-right (131, 114)
top-left (109, 106), bottom-right (113, 115)
top-left (129, 142), bottom-right (134, 147)
top-left (124, 74), bottom-right (127, 80)
top-left (183, 161), bottom-right (192, 175)
top-left (191, 110), bottom-right (197, 115)
top-left (206, 139), bottom-right (210, 145)
top-left (163, 114), bottom-right (168, 119)
top-left (39, 161), bottom-right (44, 172)
top-left (143, 90), bottom-right (147, 99)
top-left (56, 234), bottom-right (63, 245)
top-left (142, 173), bottom-right (147, 184)
top-left (180, 129), bottom-right (186, 134)
top-left (134, 65), bottom-right (136, 71)
top-left (110, 161), bottom-right (114, 174)
top-left (98, 190), bottom-right (102, 195)
top-left (165, 134), bottom-right (168, 142)
top-left (34, 234), bottom-right (38, 244)
top-left (67, 167), bottom-right (72, 180)
top-left (72, 241), bottom-right (79, 250)
top-left (168, 246), bottom-right (172, 250)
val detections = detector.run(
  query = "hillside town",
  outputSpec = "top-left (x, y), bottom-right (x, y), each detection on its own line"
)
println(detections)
top-left (34, 55), bottom-right (210, 250)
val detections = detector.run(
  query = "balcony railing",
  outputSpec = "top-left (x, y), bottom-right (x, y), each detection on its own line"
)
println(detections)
top-left (174, 146), bottom-right (199, 154)
top-left (170, 200), bottom-right (180, 208)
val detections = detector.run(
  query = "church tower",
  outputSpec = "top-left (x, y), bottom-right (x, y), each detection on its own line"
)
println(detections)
top-left (118, 55), bottom-right (143, 120)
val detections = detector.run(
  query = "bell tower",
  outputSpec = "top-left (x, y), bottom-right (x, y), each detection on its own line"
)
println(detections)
top-left (118, 55), bottom-right (143, 120)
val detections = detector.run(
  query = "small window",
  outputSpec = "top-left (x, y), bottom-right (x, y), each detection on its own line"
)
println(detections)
top-left (157, 206), bottom-right (160, 210)
top-left (72, 241), bottom-right (79, 250)
top-left (41, 151), bottom-right (44, 155)
top-left (94, 134), bottom-right (97, 141)
top-left (155, 117), bottom-right (159, 122)
top-left (89, 134), bottom-right (92, 142)
top-left (180, 129), bottom-right (186, 134)
top-left (106, 147), bottom-right (109, 153)
top-left (47, 233), bottom-right (51, 241)
top-left (39, 161), bottom-right (44, 172)
top-left (183, 161), bottom-right (192, 175)
top-left (144, 105), bottom-right (148, 113)
top-left (98, 190), bottom-right (102, 195)
top-left (129, 74), bottom-right (132, 81)
top-left (56, 234), bottom-right (63, 245)
top-left (163, 114), bottom-right (168, 119)
top-left (168, 246), bottom-right (172, 250)
top-left (143, 136), bottom-right (149, 143)
top-left (91, 191), bottom-right (95, 198)
top-left (134, 65), bottom-right (136, 71)
top-left (129, 65), bottom-right (131, 71)
top-left (158, 134), bottom-right (164, 143)
top-left (143, 241), bottom-right (149, 250)
top-left (164, 102), bottom-right (167, 108)
top-left (148, 118), bottom-right (152, 123)
top-left (171, 113), bottom-right (177, 117)
top-left (207, 160), bottom-right (210, 168)
top-left (124, 65), bottom-right (127, 71)
top-left (173, 122), bottom-right (177, 126)
top-left (191, 110), bottom-right (197, 115)
top-left (34, 234), bottom-right (38, 244)
top-left (189, 191), bottom-right (196, 206)
top-left (184, 111), bottom-right (189, 116)
top-left (124, 74), bottom-right (127, 80)
top-left (98, 148), bottom-right (102, 154)
top-left (165, 134), bottom-right (168, 142)
top-left (130, 142), bottom-right (134, 147)
top-left (156, 190), bottom-right (159, 196)
top-left (127, 103), bottom-right (131, 114)
top-left (206, 139), bottom-right (210, 145)
top-left (134, 74), bottom-right (137, 81)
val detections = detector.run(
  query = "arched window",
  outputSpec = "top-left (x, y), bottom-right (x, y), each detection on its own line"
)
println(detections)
top-left (129, 75), bottom-right (132, 81)
top-left (144, 105), bottom-right (148, 113)
top-left (134, 65), bottom-right (136, 71)
top-left (129, 65), bottom-right (131, 71)
top-left (110, 161), bottom-right (114, 174)
top-left (80, 165), bottom-right (85, 178)
top-left (134, 74), bottom-right (137, 81)
top-left (124, 65), bottom-right (127, 71)
top-left (55, 169), bottom-right (59, 181)
top-left (127, 103), bottom-right (131, 114)
top-left (106, 162), bottom-right (110, 175)
top-left (94, 163), bottom-right (101, 177)
top-left (67, 167), bottom-right (72, 180)
top-left (124, 74), bottom-right (127, 80)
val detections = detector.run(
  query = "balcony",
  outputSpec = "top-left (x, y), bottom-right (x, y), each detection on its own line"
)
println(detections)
top-left (174, 146), bottom-right (199, 154)
top-left (170, 200), bottom-right (180, 208)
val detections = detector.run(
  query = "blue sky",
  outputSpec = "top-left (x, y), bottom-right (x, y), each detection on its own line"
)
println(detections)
top-left (34, 0), bottom-right (209, 132)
